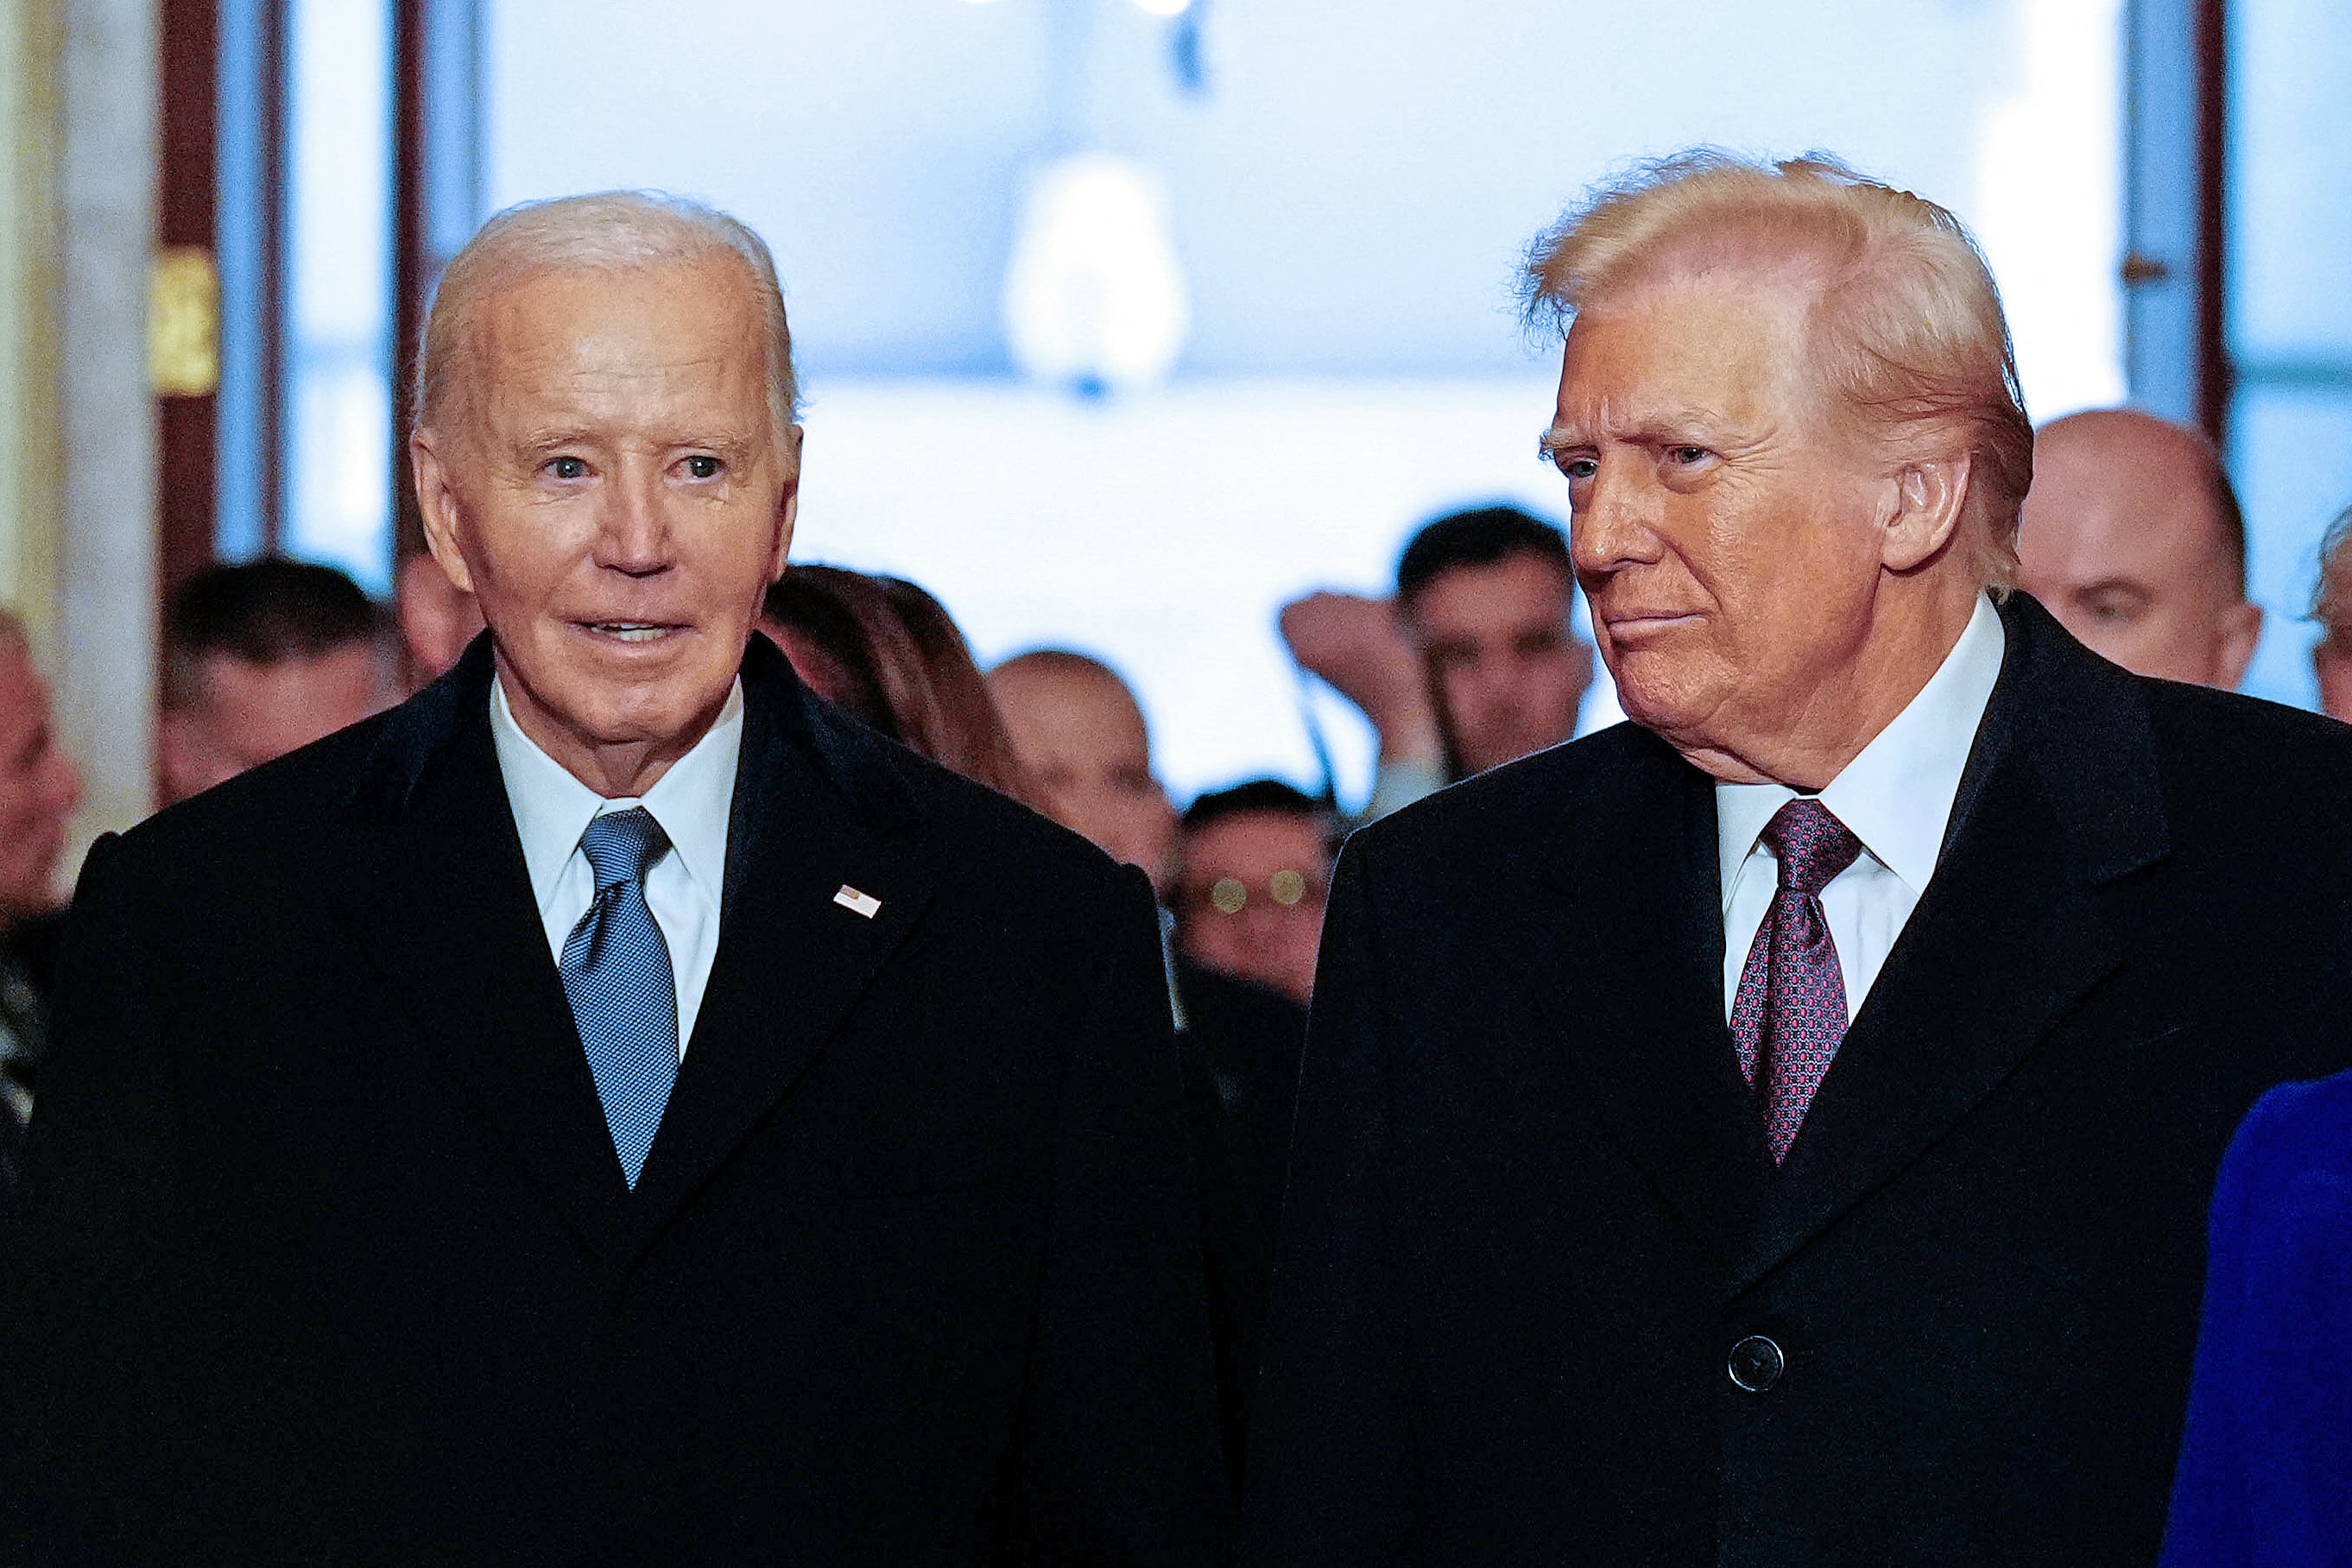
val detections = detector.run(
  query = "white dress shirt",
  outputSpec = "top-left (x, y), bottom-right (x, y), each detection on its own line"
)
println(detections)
top-left (490, 675), bottom-right (743, 1056)
top-left (1717, 594), bottom-right (2006, 1022)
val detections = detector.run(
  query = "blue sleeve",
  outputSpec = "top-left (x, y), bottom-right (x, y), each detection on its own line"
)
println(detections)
top-left (2161, 1074), bottom-right (2352, 1568)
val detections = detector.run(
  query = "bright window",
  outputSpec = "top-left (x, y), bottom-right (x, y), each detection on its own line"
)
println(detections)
top-left (473, 0), bottom-right (2125, 800)
top-left (281, 0), bottom-right (395, 593)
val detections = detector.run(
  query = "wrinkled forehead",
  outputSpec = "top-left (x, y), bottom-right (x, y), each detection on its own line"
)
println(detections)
top-left (480, 263), bottom-right (759, 383)
top-left (446, 258), bottom-right (775, 432)
top-left (1556, 267), bottom-right (1822, 414)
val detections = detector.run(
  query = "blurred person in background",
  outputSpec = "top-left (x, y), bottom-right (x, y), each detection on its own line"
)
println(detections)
top-left (2016, 408), bottom-right (2262, 687)
top-left (160, 557), bottom-right (399, 804)
top-left (879, 575), bottom-right (1037, 795)
top-left (760, 564), bottom-right (893, 724)
top-left (989, 647), bottom-right (1307, 1487)
top-left (395, 547), bottom-right (485, 687)
top-left (1172, 778), bottom-right (1329, 1473)
top-left (1282, 505), bottom-right (1592, 821)
top-left (0, 611), bottom-right (82, 1195)
top-left (761, 565), bottom-right (1032, 802)
top-left (989, 648), bottom-right (1180, 891)
top-left (2310, 504), bottom-right (2352, 722)
top-left (1173, 779), bottom-right (1334, 1008)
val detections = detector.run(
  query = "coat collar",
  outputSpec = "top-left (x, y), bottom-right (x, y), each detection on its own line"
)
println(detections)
top-left (1506, 726), bottom-right (1775, 1261)
top-left (1722, 592), bottom-right (2166, 1293)
top-left (622, 634), bottom-right (934, 1265)
top-left (1713, 591), bottom-right (2007, 908)
top-left (338, 632), bottom-right (937, 1268)
top-left (1505, 594), bottom-right (2168, 1287)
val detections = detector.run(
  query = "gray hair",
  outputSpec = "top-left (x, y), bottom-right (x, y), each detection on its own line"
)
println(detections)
top-left (414, 190), bottom-right (799, 439)
top-left (2315, 503), bottom-right (2352, 636)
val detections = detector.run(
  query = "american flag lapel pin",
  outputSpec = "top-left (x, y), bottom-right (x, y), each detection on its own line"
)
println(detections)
top-left (833, 884), bottom-right (882, 920)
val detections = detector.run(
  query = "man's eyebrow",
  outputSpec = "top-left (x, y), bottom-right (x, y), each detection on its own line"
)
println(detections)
top-left (510, 427), bottom-right (758, 456)
top-left (661, 432), bottom-right (757, 457)
top-left (1538, 404), bottom-right (1733, 456)
top-left (515, 427), bottom-right (595, 453)
top-left (1619, 403), bottom-right (1733, 438)
top-left (2075, 575), bottom-right (2153, 599)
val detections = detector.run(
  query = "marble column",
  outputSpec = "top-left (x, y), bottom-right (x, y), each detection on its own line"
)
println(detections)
top-left (55, 0), bottom-right (159, 852)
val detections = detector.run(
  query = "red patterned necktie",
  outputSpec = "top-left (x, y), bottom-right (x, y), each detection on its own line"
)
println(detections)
top-left (1729, 799), bottom-right (1864, 1163)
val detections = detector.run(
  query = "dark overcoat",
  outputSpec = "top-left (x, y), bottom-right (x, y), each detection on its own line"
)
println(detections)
top-left (1248, 596), bottom-right (2352, 1565)
top-left (4, 635), bottom-right (1230, 1566)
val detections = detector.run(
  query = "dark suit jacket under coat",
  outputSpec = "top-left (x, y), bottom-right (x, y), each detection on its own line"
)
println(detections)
top-left (3, 635), bottom-right (1230, 1566)
top-left (1246, 596), bottom-right (2352, 1566)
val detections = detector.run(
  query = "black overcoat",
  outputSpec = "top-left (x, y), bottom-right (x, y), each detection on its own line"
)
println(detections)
top-left (3, 635), bottom-right (1230, 1566)
top-left (1247, 596), bottom-right (2352, 1565)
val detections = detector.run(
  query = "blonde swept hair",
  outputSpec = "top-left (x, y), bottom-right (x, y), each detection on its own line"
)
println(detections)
top-left (414, 190), bottom-right (799, 442)
top-left (1524, 150), bottom-right (2033, 589)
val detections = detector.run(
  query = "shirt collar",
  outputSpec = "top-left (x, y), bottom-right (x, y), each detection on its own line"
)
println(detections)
top-left (1716, 592), bottom-right (2007, 907)
top-left (490, 673), bottom-right (744, 915)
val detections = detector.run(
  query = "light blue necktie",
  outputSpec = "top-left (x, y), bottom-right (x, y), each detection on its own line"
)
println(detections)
top-left (559, 807), bottom-right (680, 1189)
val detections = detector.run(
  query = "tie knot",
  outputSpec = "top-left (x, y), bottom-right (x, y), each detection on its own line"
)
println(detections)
top-left (1761, 798), bottom-right (1862, 898)
top-left (579, 807), bottom-right (672, 893)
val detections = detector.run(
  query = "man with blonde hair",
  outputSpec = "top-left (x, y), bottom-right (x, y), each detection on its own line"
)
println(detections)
top-left (1248, 152), bottom-right (2352, 1565)
top-left (6, 193), bottom-right (1226, 1564)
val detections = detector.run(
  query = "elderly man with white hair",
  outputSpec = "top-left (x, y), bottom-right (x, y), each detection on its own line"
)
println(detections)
top-left (2, 193), bottom-right (1227, 1565)
top-left (1244, 152), bottom-right (2352, 1565)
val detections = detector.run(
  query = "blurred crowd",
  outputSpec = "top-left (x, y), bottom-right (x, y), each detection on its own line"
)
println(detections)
top-left (0, 398), bottom-right (2339, 1201)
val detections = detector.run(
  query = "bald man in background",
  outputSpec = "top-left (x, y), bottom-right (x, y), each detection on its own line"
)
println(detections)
top-left (2017, 408), bottom-right (2262, 688)
top-left (989, 647), bottom-right (1306, 1486)
top-left (988, 650), bottom-right (1181, 894)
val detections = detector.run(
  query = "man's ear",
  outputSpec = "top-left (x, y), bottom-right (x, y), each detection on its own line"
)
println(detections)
top-left (768, 424), bottom-right (804, 583)
top-left (410, 428), bottom-right (477, 596)
top-left (1881, 451), bottom-right (1973, 573)
top-left (2215, 598), bottom-right (2265, 691)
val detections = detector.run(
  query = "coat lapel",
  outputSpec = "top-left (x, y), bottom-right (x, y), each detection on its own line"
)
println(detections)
top-left (337, 641), bottom-right (631, 1255)
top-left (620, 639), bottom-right (936, 1261)
top-left (333, 637), bottom-right (947, 1266)
top-left (1726, 597), bottom-right (2169, 1298)
top-left (1506, 729), bottom-right (1775, 1263)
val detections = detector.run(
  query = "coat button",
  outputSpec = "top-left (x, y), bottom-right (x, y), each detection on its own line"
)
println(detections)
top-left (1728, 1335), bottom-right (1785, 1393)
